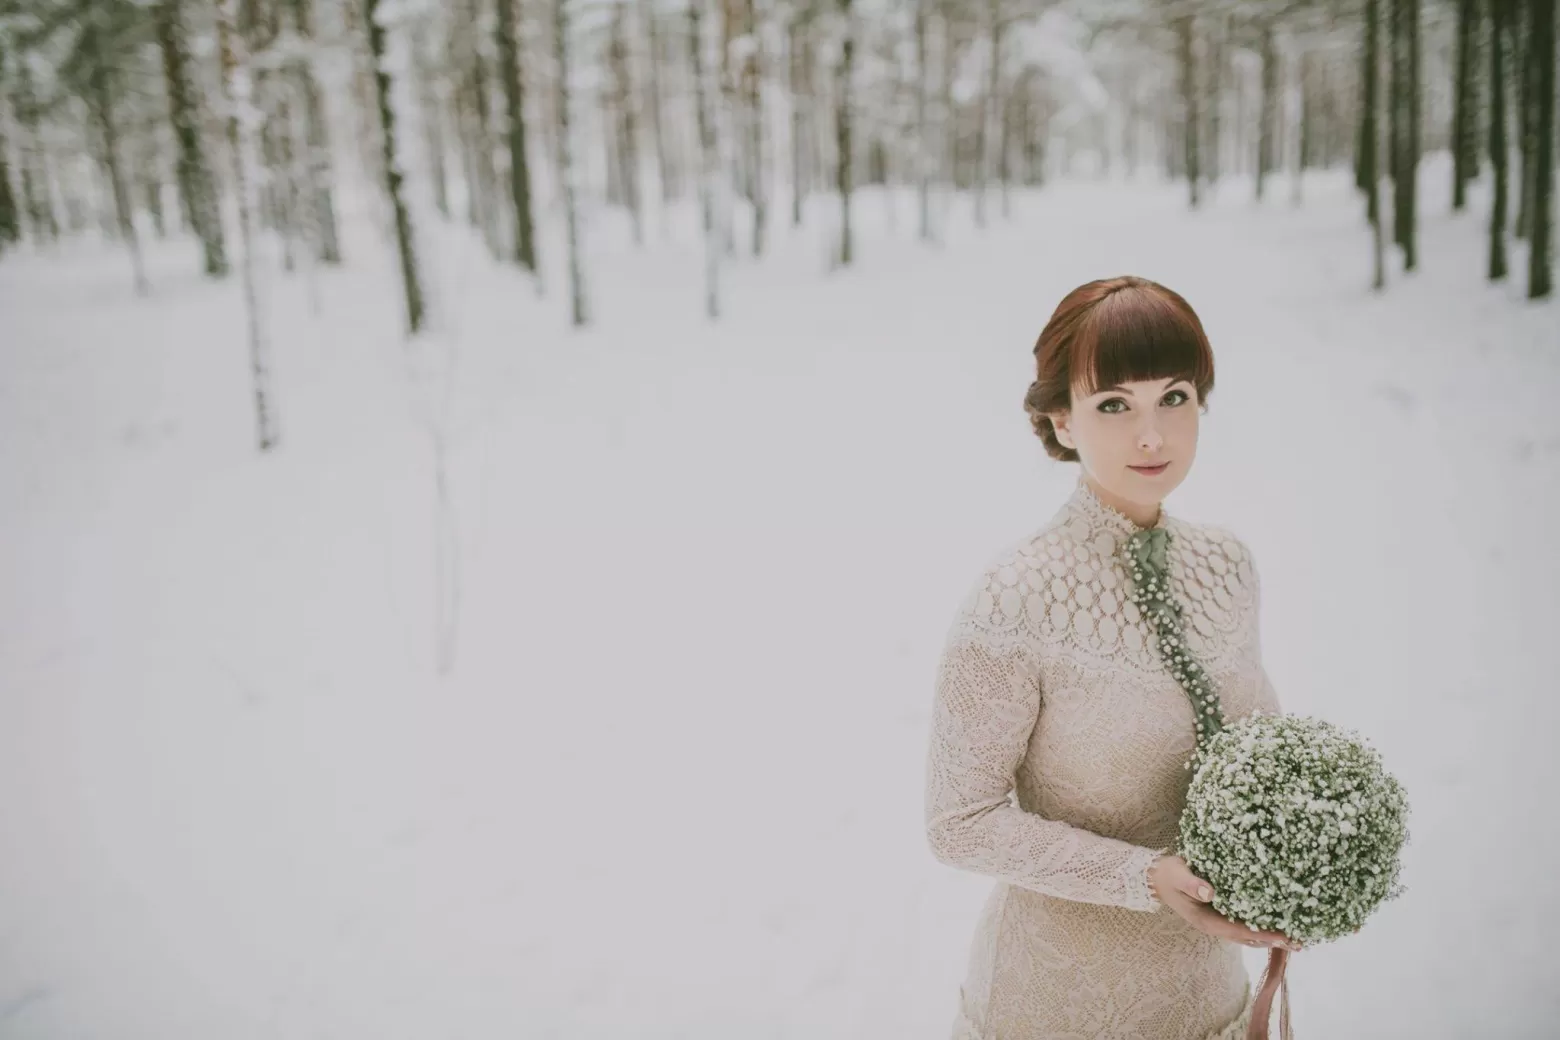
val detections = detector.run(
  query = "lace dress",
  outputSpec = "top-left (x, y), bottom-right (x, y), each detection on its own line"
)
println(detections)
top-left (924, 477), bottom-right (1283, 1040)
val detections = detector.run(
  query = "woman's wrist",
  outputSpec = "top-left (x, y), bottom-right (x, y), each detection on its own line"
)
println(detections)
top-left (1146, 850), bottom-right (1173, 906)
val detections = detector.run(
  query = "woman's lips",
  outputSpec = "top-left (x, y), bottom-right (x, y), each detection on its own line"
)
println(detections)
top-left (1129, 463), bottom-right (1170, 476)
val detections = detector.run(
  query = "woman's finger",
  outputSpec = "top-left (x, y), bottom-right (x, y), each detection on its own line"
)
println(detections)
top-left (1186, 876), bottom-right (1214, 902)
top-left (1188, 904), bottom-right (1257, 945)
top-left (1191, 905), bottom-right (1292, 948)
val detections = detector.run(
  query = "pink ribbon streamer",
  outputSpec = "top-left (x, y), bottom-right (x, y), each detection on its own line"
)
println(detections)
top-left (1245, 946), bottom-right (1292, 1040)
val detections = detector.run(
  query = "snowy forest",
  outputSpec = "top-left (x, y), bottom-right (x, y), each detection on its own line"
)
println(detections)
top-left (0, 0), bottom-right (1553, 345)
top-left (2, 0), bottom-right (1559, 1037)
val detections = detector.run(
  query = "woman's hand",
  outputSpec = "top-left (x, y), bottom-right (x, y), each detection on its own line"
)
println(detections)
top-left (1148, 854), bottom-right (1303, 952)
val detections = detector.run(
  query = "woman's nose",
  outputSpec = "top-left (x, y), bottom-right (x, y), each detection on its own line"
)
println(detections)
top-left (1137, 424), bottom-right (1163, 452)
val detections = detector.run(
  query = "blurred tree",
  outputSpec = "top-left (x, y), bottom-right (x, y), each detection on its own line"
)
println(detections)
top-left (155, 0), bottom-right (227, 275)
top-left (1524, 0), bottom-right (1551, 298)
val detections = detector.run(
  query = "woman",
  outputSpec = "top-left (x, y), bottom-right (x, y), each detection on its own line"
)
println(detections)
top-left (923, 276), bottom-right (1300, 1040)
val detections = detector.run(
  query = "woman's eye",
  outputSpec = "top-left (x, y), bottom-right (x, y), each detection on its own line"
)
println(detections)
top-left (1164, 389), bottom-right (1191, 406)
top-left (1098, 398), bottom-right (1127, 414)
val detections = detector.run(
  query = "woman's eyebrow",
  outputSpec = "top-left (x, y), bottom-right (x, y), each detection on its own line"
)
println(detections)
top-left (1092, 380), bottom-right (1185, 395)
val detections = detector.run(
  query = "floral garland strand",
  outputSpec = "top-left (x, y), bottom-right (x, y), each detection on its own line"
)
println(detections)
top-left (1121, 527), bottom-right (1226, 768)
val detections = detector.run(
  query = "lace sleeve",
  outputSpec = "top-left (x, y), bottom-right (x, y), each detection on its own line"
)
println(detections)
top-left (923, 577), bottom-right (1167, 913)
top-left (1247, 540), bottom-right (1284, 716)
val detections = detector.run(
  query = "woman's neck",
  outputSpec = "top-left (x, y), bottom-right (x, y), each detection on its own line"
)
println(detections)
top-left (1081, 471), bottom-right (1162, 529)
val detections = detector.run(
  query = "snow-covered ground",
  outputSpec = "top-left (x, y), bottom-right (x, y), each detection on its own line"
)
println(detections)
top-left (3, 161), bottom-right (1558, 1039)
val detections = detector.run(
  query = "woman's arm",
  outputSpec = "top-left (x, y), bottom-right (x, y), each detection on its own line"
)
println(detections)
top-left (923, 578), bottom-right (1168, 912)
top-left (1246, 539), bottom-right (1284, 715)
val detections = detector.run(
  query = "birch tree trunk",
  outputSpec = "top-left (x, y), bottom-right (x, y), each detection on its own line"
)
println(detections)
top-left (218, 0), bottom-right (278, 450)
top-left (915, 0), bottom-right (933, 242)
top-left (1367, 0), bottom-right (1385, 291)
top-left (86, 27), bottom-right (148, 293)
top-left (643, 0), bottom-right (675, 207)
top-left (554, 0), bottom-right (587, 325)
top-left (364, 0), bottom-right (427, 333)
top-left (836, 0), bottom-right (854, 265)
top-left (157, 0), bottom-right (228, 275)
top-left (1488, 0), bottom-right (1508, 281)
top-left (1179, 15), bottom-right (1199, 208)
top-left (14, 58), bottom-right (59, 242)
top-left (690, 0), bottom-right (720, 317)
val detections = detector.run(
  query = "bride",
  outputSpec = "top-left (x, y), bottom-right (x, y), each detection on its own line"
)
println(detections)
top-left (923, 276), bottom-right (1301, 1039)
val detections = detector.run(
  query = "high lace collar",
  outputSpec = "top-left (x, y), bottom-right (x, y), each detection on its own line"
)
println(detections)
top-left (1062, 475), bottom-right (1171, 537)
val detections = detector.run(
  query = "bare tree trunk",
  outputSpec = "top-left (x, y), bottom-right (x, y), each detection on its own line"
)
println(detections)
top-left (1515, 0), bottom-right (1538, 240)
top-left (609, 5), bottom-right (644, 245)
top-left (454, 0), bottom-right (504, 257)
top-left (1526, 0), bottom-right (1553, 297)
top-left (1125, 71), bottom-right (1140, 176)
top-left (452, 75), bottom-right (480, 225)
top-left (157, 0), bottom-right (228, 274)
top-left (1389, 0), bottom-right (1418, 268)
top-left (789, 8), bottom-right (812, 228)
top-left (973, 0), bottom-right (998, 227)
top-left (413, 28), bottom-right (451, 219)
top-left (1179, 16), bottom-right (1199, 208)
top-left (1452, 0), bottom-right (1475, 209)
top-left (365, 0), bottom-right (427, 333)
top-left (1367, 0), bottom-right (1385, 290)
top-left (62, 153), bottom-right (91, 234)
top-left (136, 117), bottom-right (168, 239)
top-left (218, 0), bottom-right (278, 450)
top-left (1298, 49), bottom-right (1313, 173)
top-left (1390, 0), bottom-right (1402, 218)
top-left (915, 0), bottom-right (933, 241)
top-left (733, 0), bottom-right (765, 255)
top-left (643, 0), bottom-right (675, 205)
top-left (1363, 0), bottom-right (1380, 229)
top-left (554, 0), bottom-right (587, 325)
top-left (0, 134), bottom-right (17, 250)
top-left (996, 18), bottom-right (1011, 217)
top-left (13, 58), bottom-right (58, 242)
top-left (284, 0), bottom-right (342, 264)
top-left (87, 29), bottom-right (148, 293)
top-left (689, 0), bottom-right (720, 317)
top-left (1207, 16), bottom-right (1224, 184)
top-left (299, 66), bottom-right (342, 264)
top-left (939, 0), bottom-right (955, 205)
top-left (1355, 10), bottom-right (1371, 192)
top-left (1489, 0), bottom-right (1509, 281)
top-left (1258, 23), bottom-right (1276, 201)
top-left (495, 0), bottom-right (539, 271)
top-left (836, 0), bottom-right (854, 265)
top-left (0, 43), bottom-right (20, 249)
top-left (1407, 0), bottom-right (1419, 258)
top-left (276, 72), bottom-right (322, 309)
top-left (255, 66), bottom-right (284, 239)
top-left (1025, 75), bottom-right (1047, 185)
top-left (268, 82), bottom-right (300, 273)
top-left (716, 0), bottom-right (738, 257)
top-left (1290, 42), bottom-right (1304, 206)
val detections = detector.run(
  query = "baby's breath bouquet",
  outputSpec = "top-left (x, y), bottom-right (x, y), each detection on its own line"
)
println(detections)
top-left (1122, 526), bottom-right (1411, 1037)
top-left (1178, 712), bottom-right (1410, 946)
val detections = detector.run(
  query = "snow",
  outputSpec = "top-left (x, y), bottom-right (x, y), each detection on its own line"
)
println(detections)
top-left (2, 157), bottom-right (1558, 1038)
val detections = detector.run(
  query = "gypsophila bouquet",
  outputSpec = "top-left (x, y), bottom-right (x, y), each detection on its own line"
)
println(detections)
top-left (1177, 712), bottom-right (1410, 946)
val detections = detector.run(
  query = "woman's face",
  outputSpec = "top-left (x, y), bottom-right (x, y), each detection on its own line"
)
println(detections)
top-left (1049, 376), bottom-right (1201, 512)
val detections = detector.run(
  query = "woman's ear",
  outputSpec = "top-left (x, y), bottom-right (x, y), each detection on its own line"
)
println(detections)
top-left (1049, 412), bottom-right (1075, 450)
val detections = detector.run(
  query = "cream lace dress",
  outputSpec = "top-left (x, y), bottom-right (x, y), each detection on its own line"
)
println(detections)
top-left (924, 477), bottom-right (1283, 1040)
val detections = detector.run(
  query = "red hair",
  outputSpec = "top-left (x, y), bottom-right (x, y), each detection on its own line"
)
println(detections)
top-left (1023, 276), bottom-right (1217, 462)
